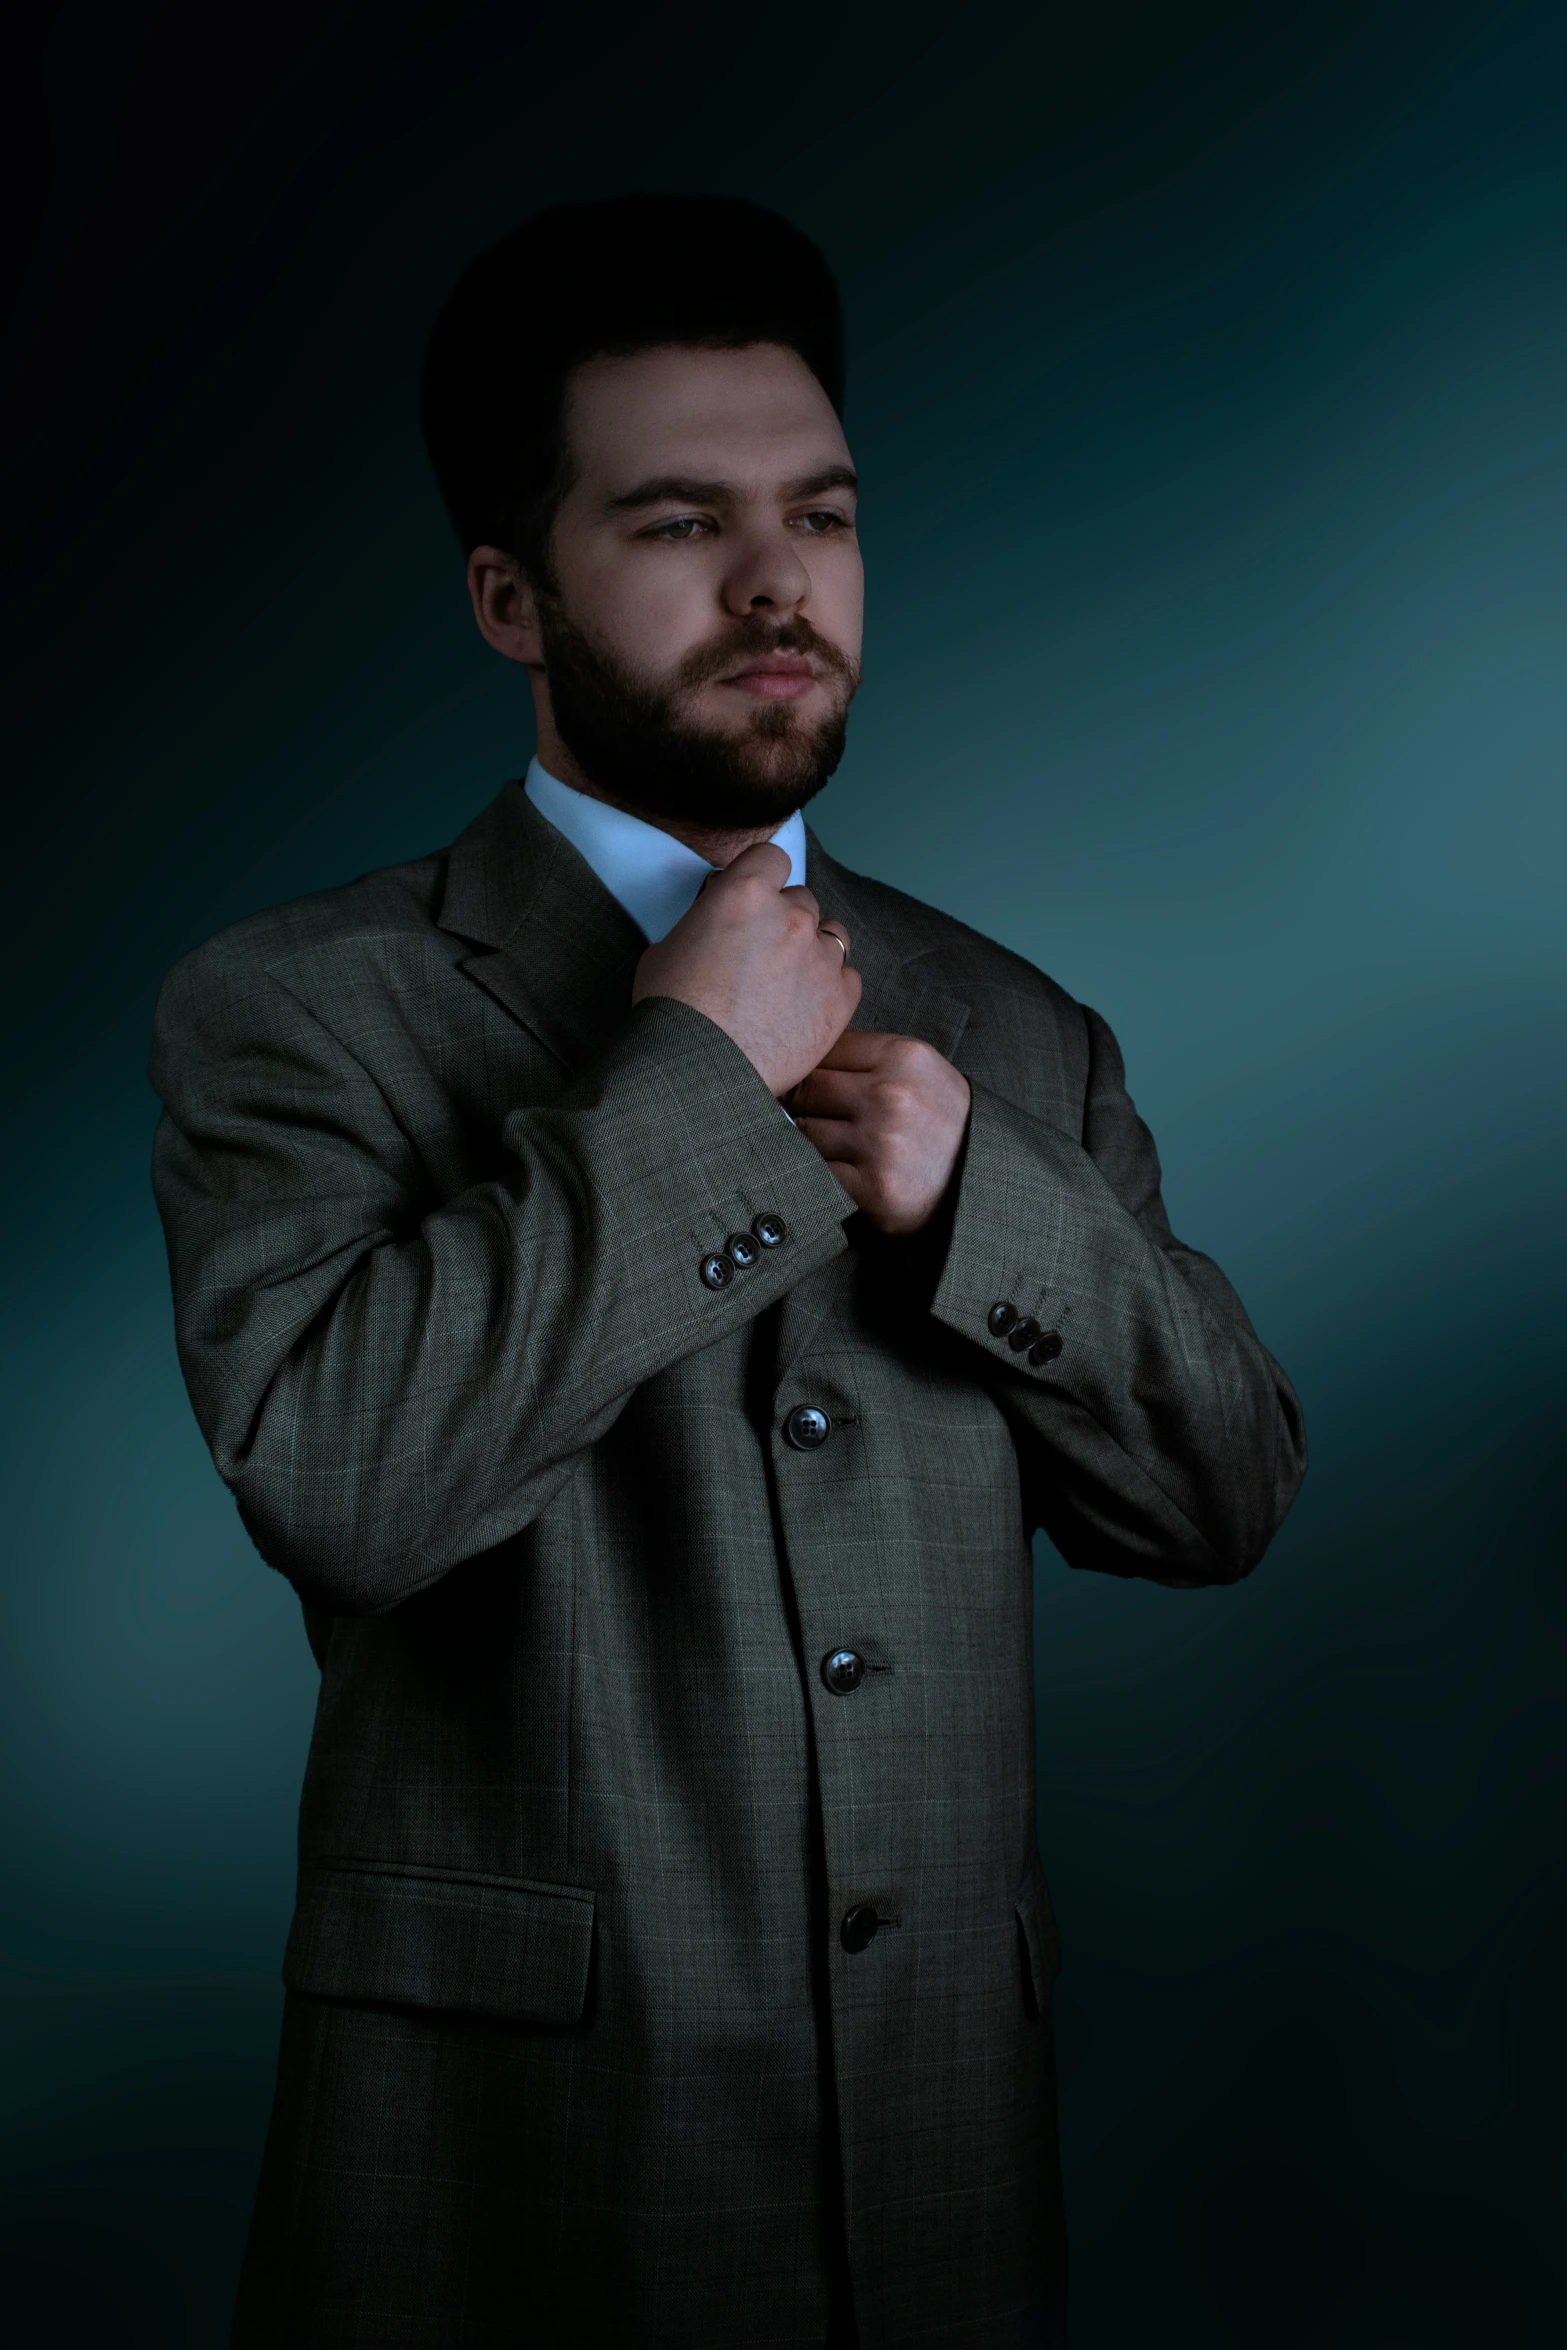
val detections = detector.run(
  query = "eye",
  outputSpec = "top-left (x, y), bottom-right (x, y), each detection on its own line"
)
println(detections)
top-left (793, 508), bottom-right (852, 535)
top-left (643, 515), bottom-right (713, 542)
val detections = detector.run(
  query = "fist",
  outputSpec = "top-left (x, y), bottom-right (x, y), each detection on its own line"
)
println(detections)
top-left (632, 843), bottom-right (861, 1097)
top-left (791, 1031), bottom-right (972, 1235)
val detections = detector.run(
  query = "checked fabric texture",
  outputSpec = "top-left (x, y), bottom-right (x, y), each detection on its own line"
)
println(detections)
top-left (150, 782), bottom-right (1305, 2349)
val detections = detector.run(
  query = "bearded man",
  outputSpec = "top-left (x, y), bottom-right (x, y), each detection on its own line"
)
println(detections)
top-left (150, 194), bottom-right (1305, 2350)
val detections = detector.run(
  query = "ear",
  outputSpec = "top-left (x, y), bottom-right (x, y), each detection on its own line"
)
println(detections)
top-left (467, 545), bottom-right (544, 668)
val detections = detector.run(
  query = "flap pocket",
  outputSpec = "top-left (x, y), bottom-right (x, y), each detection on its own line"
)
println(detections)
top-left (1014, 1855), bottom-right (1062, 2015)
top-left (284, 1862), bottom-right (594, 2025)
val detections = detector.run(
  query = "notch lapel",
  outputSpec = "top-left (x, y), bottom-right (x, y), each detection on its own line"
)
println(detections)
top-left (436, 782), bottom-right (647, 1072)
top-left (807, 834), bottom-right (971, 1066)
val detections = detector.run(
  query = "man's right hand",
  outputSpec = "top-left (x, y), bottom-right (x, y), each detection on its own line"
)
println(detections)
top-left (632, 842), bottom-right (861, 1097)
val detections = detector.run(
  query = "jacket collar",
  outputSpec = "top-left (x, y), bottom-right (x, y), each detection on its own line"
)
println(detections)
top-left (806, 830), bottom-right (970, 1066)
top-left (436, 780), bottom-right (648, 1071)
top-left (434, 782), bottom-right (971, 1075)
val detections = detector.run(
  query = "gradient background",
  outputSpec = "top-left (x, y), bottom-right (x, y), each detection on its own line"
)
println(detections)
top-left (3, 3), bottom-right (1564, 2343)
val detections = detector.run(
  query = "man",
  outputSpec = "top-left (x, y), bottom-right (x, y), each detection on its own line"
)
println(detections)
top-left (151, 194), bottom-right (1305, 2349)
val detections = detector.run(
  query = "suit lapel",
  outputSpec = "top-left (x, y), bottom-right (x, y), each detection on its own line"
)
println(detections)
top-left (437, 782), bottom-right (647, 1072)
top-left (807, 834), bottom-right (971, 1066)
top-left (436, 795), bottom-right (972, 1074)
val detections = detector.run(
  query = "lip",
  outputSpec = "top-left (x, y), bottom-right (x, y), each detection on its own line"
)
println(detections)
top-left (722, 652), bottom-right (817, 699)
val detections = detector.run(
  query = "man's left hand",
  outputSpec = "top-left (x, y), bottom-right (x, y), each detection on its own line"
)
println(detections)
top-left (791, 1031), bottom-right (972, 1235)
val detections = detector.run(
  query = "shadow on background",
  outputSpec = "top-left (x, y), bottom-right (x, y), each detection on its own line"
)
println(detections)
top-left (2, 3), bottom-right (1563, 2342)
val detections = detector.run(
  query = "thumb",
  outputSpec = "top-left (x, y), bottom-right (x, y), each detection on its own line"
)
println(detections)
top-left (709, 840), bottom-right (793, 890)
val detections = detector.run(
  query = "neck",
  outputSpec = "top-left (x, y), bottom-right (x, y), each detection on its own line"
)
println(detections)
top-left (534, 730), bottom-right (793, 871)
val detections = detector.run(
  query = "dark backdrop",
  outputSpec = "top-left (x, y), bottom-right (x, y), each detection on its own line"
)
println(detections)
top-left (3, 4), bottom-right (1563, 2344)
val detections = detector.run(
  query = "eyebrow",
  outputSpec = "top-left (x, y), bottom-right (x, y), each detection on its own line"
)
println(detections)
top-left (604, 465), bottom-right (859, 514)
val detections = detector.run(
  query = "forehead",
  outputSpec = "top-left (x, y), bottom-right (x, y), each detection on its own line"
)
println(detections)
top-left (561, 343), bottom-right (851, 489)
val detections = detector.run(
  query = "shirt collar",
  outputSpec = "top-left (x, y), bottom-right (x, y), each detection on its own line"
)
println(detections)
top-left (523, 756), bottom-right (808, 943)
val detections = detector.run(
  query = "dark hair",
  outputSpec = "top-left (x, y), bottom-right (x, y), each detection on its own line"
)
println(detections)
top-left (420, 192), bottom-right (845, 578)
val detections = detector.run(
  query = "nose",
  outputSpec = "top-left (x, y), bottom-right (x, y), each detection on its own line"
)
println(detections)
top-left (720, 522), bottom-right (811, 618)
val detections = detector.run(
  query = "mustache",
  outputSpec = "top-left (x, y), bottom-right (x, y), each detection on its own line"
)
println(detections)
top-left (676, 614), bottom-right (859, 689)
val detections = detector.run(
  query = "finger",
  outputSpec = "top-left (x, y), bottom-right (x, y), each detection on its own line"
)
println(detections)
top-left (792, 1066), bottom-right (868, 1118)
top-left (818, 1156), bottom-right (872, 1210)
top-left (793, 1113), bottom-right (869, 1163)
top-left (779, 882), bottom-right (822, 924)
top-left (712, 842), bottom-right (794, 889)
top-left (813, 1027), bottom-right (893, 1072)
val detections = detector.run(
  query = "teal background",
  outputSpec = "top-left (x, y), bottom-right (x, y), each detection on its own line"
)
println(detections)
top-left (3, 3), bottom-right (1564, 2341)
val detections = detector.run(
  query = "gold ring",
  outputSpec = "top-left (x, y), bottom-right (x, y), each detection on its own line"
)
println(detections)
top-left (820, 926), bottom-right (850, 965)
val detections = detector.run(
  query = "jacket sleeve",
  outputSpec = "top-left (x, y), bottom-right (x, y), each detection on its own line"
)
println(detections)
top-left (929, 1004), bottom-right (1305, 1585)
top-left (150, 953), bottom-right (854, 1614)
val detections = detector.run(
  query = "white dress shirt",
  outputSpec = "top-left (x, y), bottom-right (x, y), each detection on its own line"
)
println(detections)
top-left (524, 756), bottom-right (808, 942)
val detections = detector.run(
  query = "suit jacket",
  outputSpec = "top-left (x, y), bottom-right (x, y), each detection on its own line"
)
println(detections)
top-left (150, 781), bottom-right (1305, 2350)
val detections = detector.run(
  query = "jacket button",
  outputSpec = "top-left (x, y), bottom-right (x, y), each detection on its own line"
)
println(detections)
top-left (699, 1252), bottom-right (733, 1291)
top-left (987, 1301), bottom-right (1018, 1337)
top-left (821, 1648), bottom-right (865, 1694)
top-left (785, 1404), bottom-right (832, 1451)
top-left (1029, 1329), bottom-right (1064, 1364)
top-left (1008, 1316), bottom-right (1041, 1352)
top-left (840, 1904), bottom-right (879, 1954)
top-left (725, 1231), bottom-right (760, 1270)
top-left (752, 1213), bottom-right (787, 1247)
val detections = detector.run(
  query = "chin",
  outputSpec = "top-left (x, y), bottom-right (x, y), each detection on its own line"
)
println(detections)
top-left (704, 701), bottom-right (833, 767)
top-left (726, 748), bottom-right (830, 804)
top-left (735, 731), bottom-right (817, 778)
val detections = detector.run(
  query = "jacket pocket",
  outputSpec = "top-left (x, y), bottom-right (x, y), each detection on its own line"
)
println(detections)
top-left (283, 1860), bottom-right (595, 2025)
top-left (1014, 1855), bottom-right (1062, 2016)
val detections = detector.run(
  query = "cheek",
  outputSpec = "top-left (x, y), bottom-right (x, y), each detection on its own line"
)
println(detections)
top-left (810, 543), bottom-right (865, 658)
top-left (563, 548), bottom-right (718, 675)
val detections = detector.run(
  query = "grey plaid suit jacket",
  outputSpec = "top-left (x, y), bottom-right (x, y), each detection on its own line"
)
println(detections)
top-left (150, 780), bottom-right (1304, 2350)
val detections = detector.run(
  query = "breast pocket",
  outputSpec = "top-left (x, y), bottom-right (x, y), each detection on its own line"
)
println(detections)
top-left (283, 1860), bottom-right (595, 2025)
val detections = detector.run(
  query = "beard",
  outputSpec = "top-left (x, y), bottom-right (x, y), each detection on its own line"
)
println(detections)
top-left (536, 600), bottom-right (861, 830)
